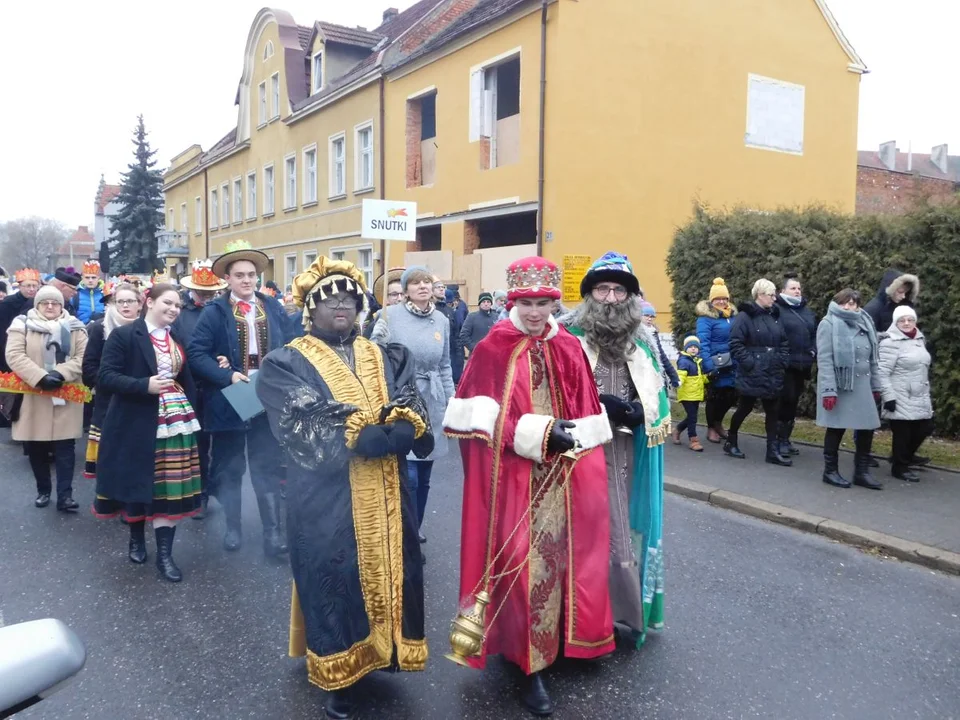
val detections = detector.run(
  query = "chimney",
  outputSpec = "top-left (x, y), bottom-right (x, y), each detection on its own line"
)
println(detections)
top-left (79, 225), bottom-right (88, 233)
top-left (383, 7), bottom-right (399, 23)
top-left (931, 144), bottom-right (949, 174)
top-left (879, 140), bottom-right (898, 171)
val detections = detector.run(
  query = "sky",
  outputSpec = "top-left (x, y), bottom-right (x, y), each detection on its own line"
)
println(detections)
top-left (1, 0), bottom-right (957, 230)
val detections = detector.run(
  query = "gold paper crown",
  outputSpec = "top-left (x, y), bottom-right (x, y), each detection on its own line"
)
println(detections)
top-left (223, 239), bottom-right (254, 253)
top-left (292, 256), bottom-right (370, 329)
top-left (14, 268), bottom-right (41, 283)
top-left (81, 259), bottom-right (101, 275)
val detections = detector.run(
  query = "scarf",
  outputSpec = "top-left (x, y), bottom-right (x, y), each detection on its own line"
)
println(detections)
top-left (103, 304), bottom-right (135, 339)
top-left (780, 294), bottom-right (801, 307)
top-left (405, 300), bottom-right (435, 317)
top-left (715, 305), bottom-right (733, 318)
top-left (827, 301), bottom-right (877, 392)
top-left (21, 309), bottom-right (83, 407)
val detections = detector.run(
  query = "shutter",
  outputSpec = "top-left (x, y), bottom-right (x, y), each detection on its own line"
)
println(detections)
top-left (469, 70), bottom-right (483, 142)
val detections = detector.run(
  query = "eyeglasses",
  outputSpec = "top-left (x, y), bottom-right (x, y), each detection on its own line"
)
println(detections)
top-left (591, 285), bottom-right (628, 300)
top-left (38, 300), bottom-right (62, 308)
top-left (116, 299), bottom-right (140, 306)
top-left (320, 295), bottom-right (356, 309)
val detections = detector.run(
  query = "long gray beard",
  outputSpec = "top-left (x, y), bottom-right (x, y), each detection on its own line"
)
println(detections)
top-left (564, 296), bottom-right (643, 364)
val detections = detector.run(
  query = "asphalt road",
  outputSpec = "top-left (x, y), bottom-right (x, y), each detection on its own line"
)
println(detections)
top-left (1, 436), bottom-right (959, 719)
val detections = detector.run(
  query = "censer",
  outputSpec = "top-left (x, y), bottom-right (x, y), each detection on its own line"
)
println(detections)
top-left (444, 444), bottom-right (581, 666)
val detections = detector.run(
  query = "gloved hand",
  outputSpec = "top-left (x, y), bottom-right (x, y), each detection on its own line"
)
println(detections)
top-left (385, 420), bottom-right (416, 456)
top-left (622, 401), bottom-right (645, 428)
top-left (671, 379), bottom-right (681, 389)
top-left (598, 394), bottom-right (630, 424)
top-left (47, 370), bottom-right (65, 384)
top-left (354, 425), bottom-right (391, 458)
top-left (883, 399), bottom-right (897, 413)
top-left (546, 420), bottom-right (577, 454)
top-left (707, 370), bottom-right (720, 381)
top-left (37, 373), bottom-right (65, 391)
top-left (873, 391), bottom-right (881, 403)
top-left (822, 396), bottom-right (837, 411)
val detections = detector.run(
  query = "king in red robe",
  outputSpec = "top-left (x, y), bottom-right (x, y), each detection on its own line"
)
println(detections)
top-left (443, 257), bottom-right (614, 716)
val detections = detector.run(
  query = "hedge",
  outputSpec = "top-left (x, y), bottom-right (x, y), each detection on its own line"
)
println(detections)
top-left (666, 202), bottom-right (960, 437)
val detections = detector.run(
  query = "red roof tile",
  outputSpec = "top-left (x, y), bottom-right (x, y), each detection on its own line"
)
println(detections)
top-left (57, 226), bottom-right (96, 255)
top-left (95, 184), bottom-right (121, 213)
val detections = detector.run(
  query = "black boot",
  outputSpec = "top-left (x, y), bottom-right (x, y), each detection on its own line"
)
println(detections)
top-left (155, 526), bottom-right (183, 582)
top-left (35, 493), bottom-right (51, 508)
top-left (853, 453), bottom-right (883, 490)
top-left (325, 688), bottom-right (355, 720)
top-left (822, 451), bottom-right (850, 488)
top-left (56, 493), bottom-right (79, 513)
top-left (765, 437), bottom-right (793, 467)
top-left (192, 494), bottom-right (208, 521)
top-left (129, 521), bottom-right (148, 564)
top-left (257, 492), bottom-right (288, 558)
top-left (782, 420), bottom-right (800, 455)
top-left (723, 431), bottom-right (745, 459)
top-left (521, 672), bottom-right (554, 717)
top-left (221, 490), bottom-right (242, 551)
top-left (892, 465), bottom-right (920, 483)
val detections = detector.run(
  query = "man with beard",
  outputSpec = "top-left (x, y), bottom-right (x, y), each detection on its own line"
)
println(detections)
top-left (444, 256), bottom-right (614, 716)
top-left (562, 252), bottom-right (670, 648)
top-left (257, 256), bottom-right (431, 719)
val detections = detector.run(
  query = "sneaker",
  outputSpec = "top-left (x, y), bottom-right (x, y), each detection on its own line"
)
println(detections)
top-left (689, 437), bottom-right (704, 452)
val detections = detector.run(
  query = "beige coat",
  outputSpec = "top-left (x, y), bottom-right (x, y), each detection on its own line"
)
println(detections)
top-left (6, 313), bottom-right (88, 442)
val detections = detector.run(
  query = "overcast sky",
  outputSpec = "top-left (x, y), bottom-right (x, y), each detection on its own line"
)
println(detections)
top-left (1, 0), bottom-right (956, 230)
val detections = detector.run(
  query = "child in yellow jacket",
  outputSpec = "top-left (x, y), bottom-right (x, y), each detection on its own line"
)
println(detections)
top-left (673, 336), bottom-right (708, 451)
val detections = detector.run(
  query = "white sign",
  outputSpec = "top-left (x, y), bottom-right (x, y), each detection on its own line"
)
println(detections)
top-left (361, 199), bottom-right (418, 242)
top-left (745, 73), bottom-right (805, 155)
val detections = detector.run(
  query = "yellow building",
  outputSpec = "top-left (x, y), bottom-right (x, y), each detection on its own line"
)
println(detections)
top-left (380, 0), bottom-right (865, 319)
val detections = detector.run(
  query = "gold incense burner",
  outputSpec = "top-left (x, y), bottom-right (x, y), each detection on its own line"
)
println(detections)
top-left (445, 591), bottom-right (491, 667)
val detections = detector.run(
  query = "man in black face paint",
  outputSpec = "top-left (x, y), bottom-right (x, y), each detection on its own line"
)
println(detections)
top-left (257, 256), bottom-right (433, 720)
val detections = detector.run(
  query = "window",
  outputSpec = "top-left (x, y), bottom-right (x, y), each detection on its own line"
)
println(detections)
top-left (246, 171), bottom-right (257, 220)
top-left (303, 250), bottom-right (317, 271)
top-left (355, 122), bottom-right (374, 192)
top-left (209, 189), bottom-right (219, 229)
top-left (470, 53), bottom-right (521, 169)
top-left (329, 133), bottom-right (346, 197)
top-left (221, 183), bottom-right (230, 226)
top-left (332, 251), bottom-right (345, 261)
top-left (194, 197), bottom-right (202, 233)
top-left (303, 145), bottom-right (318, 204)
top-left (263, 40), bottom-right (274, 61)
top-left (263, 164), bottom-right (275, 215)
top-left (406, 92), bottom-right (437, 187)
top-left (312, 52), bottom-right (324, 93)
top-left (233, 178), bottom-right (242, 223)
top-left (270, 73), bottom-right (280, 119)
top-left (283, 154), bottom-right (297, 210)
top-left (167, 207), bottom-right (174, 231)
top-left (284, 254), bottom-right (297, 291)
top-left (180, 202), bottom-right (188, 233)
top-left (357, 248), bottom-right (373, 288)
top-left (258, 82), bottom-right (267, 126)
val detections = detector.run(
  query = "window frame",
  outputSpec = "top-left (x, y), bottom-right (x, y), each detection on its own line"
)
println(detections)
top-left (302, 143), bottom-right (318, 206)
top-left (258, 81), bottom-right (267, 127)
top-left (209, 188), bottom-right (219, 230)
top-left (302, 250), bottom-right (318, 275)
top-left (283, 152), bottom-right (297, 211)
top-left (263, 40), bottom-right (274, 61)
top-left (354, 120), bottom-right (375, 193)
top-left (232, 177), bottom-right (243, 225)
top-left (262, 163), bottom-right (275, 216)
top-left (284, 252), bottom-right (298, 293)
top-left (328, 132), bottom-right (347, 199)
top-left (270, 72), bottom-right (280, 120)
top-left (357, 246), bottom-right (374, 288)
top-left (311, 51), bottom-right (324, 94)
top-left (194, 196), bottom-right (202, 235)
top-left (246, 170), bottom-right (257, 220)
top-left (180, 202), bottom-right (188, 234)
top-left (220, 182), bottom-right (230, 226)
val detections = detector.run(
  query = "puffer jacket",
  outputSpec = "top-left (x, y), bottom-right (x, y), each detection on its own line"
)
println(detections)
top-left (728, 302), bottom-right (789, 399)
top-left (864, 269), bottom-right (919, 333)
top-left (695, 300), bottom-right (738, 388)
top-left (676, 352), bottom-right (708, 402)
top-left (877, 325), bottom-right (932, 421)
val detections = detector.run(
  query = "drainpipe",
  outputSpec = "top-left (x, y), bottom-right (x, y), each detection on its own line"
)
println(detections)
top-left (379, 76), bottom-right (386, 276)
top-left (536, 0), bottom-right (548, 255)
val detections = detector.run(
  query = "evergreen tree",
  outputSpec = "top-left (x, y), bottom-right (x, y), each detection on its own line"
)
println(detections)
top-left (109, 115), bottom-right (164, 274)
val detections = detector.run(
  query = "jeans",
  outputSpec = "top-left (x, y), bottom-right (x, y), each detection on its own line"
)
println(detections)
top-left (406, 459), bottom-right (433, 528)
top-left (705, 385), bottom-right (737, 428)
top-left (26, 439), bottom-right (76, 497)
top-left (778, 369), bottom-right (807, 423)
top-left (889, 419), bottom-right (933, 470)
top-left (210, 414), bottom-right (282, 526)
top-left (729, 395), bottom-right (779, 440)
top-left (676, 400), bottom-right (700, 438)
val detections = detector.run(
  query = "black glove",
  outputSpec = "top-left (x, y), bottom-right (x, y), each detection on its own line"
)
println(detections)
top-left (598, 394), bottom-right (630, 424)
top-left (37, 373), bottom-right (64, 391)
top-left (622, 401), bottom-right (645, 428)
top-left (546, 419), bottom-right (577, 454)
top-left (707, 370), bottom-right (720, 380)
top-left (47, 370), bottom-right (65, 384)
top-left (883, 399), bottom-right (897, 413)
top-left (385, 420), bottom-right (416, 456)
top-left (354, 425), bottom-right (390, 458)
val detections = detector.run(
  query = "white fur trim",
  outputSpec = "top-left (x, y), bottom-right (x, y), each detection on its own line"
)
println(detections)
top-left (513, 413), bottom-right (554, 463)
top-left (443, 395), bottom-right (501, 437)
top-left (568, 411), bottom-right (613, 451)
top-left (509, 306), bottom-right (560, 340)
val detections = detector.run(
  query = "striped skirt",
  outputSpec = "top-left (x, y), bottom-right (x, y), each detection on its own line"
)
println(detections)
top-left (84, 425), bottom-right (101, 479)
top-left (93, 390), bottom-right (203, 522)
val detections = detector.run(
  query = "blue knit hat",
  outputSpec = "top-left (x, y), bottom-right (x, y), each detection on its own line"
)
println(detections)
top-left (400, 265), bottom-right (430, 290)
top-left (683, 336), bottom-right (701, 350)
top-left (641, 301), bottom-right (656, 316)
top-left (580, 251), bottom-right (641, 297)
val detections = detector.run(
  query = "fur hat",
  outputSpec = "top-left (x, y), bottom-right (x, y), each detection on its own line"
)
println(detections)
top-left (579, 251), bottom-right (641, 297)
top-left (892, 305), bottom-right (917, 324)
top-left (35, 284), bottom-right (65, 307)
top-left (709, 278), bottom-right (730, 301)
top-left (54, 267), bottom-right (81, 287)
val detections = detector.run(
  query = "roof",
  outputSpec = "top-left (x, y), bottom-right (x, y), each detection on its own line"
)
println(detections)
top-left (317, 21), bottom-right (383, 49)
top-left (201, 127), bottom-right (239, 164)
top-left (858, 150), bottom-right (960, 184)
top-left (95, 184), bottom-right (121, 213)
top-left (813, 0), bottom-right (867, 73)
top-left (58, 226), bottom-right (96, 255)
top-left (297, 24), bottom-right (312, 50)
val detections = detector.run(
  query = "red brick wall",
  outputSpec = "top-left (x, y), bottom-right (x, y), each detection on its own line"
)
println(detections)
top-left (399, 0), bottom-right (484, 53)
top-left (856, 166), bottom-right (958, 215)
top-left (463, 220), bottom-right (480, 255)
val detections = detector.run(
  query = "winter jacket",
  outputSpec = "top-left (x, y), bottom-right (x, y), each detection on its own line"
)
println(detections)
top-left (864, 269), bottom-right (919, 333)
top-left (676, 352), bottom-right (707, 402)
top-left (0, 292), bottom-right (33, 372)
top-left (649, 327), bottom-right (680, 388)
top-left (71, 285), bottom-right (105, 324)
top-left (877, 326), bottom-right (932, 421)
top-left (775, 296), bottom-right (817, 374)
top-left (459, 308), bottom-right (498, 352)
top-left (728, 302), bottom-right (789, 399)
top-left (815, 309), bottom-right (881, 430)
top-left (695, 300), bottom-right (738, 389)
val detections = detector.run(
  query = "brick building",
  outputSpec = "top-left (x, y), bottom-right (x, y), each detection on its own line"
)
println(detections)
top-left (857, 141), bottom-right (960, 215)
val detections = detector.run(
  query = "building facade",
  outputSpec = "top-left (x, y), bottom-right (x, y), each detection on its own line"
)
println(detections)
top-left (857, 142), bottom-right (960, 215)
top-left (94, 176), bottom-right (121, 252)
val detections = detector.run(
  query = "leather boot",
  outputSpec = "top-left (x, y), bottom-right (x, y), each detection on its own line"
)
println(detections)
top-left (781, 420), bottom-right (800, 456)
top-left (35, 493), bottom-right (51, 508)
top-left (853, 453), bottom-right (883, 490)
top-left (257, 492), bottom-right (288, 558)
top-left (221, 490), bottom-right (242, 552)
top-left (325, 688), bottom-right (355, 719)
top-left (155, 526), bottom-right (183, 582)
top-left (521, 671), bottom-right (554, 717)
top-left (892, 465), bottom-right (920, 483)
top-left (723, 431), bottom-right (745, 459)
top-left (712, 421), bottom-right (729, 441)
top-left (56, 493), bottom-right (79, 513)
top-left (192, 494), bottom-right (208, 521)
top-left (821, 451), bottom-right (850, 488)
top-left (128, 521), bottom-right (148, 564)
top-left (765, 438), bottom-right (793, 467)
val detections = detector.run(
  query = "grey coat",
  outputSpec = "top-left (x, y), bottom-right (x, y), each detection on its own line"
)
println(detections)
top-left (877, 326), bottom-right (932, 421)
top-left (815, 313), bottom-right (881, 430)
top-left (372, 303), bottom-right (454, 460)
top-left (459, 309), bottom-right (498, 352)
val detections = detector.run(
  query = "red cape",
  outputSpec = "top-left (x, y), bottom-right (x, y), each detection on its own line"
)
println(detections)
top-left (444, 316), bottom-right (614, 672)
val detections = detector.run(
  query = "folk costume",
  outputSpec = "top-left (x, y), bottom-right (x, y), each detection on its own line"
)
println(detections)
top-left (443, 257), bottom-right (615, 689)
top-left (256, 257), bottom-right (432, 699)
top-left (563, 252), bottom-right (670, 648)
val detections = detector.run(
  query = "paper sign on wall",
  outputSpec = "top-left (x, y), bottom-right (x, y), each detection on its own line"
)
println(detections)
top-left (361, 199), bottom-right (418, 242)
top-left (562, 254), bottom-right (593, 304)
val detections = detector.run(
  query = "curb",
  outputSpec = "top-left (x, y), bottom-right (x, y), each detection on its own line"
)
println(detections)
top-left (664, 476), bottom-right (960, 576)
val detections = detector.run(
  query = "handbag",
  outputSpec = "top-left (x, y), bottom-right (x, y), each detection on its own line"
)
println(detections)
top-left (711, 352), bottom-right (732, 370)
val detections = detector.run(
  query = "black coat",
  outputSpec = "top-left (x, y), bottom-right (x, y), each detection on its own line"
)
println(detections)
top-left (774, 297), bottom-right (817, 374)
top-left (863, 269), bottom-right (919, 333)
top-left (95, 320), bottom-right (196, 505)
top-left (0, 293), bottom-right (33, 372)
top-left (81, 320), bottom-right (112, 429)
top-left (729, 302), bottom-right (789, 399)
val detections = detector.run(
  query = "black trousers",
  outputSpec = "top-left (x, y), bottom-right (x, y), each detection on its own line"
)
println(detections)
top-left (676, 400), bottom-right (700, 438)
top-left (729, 395), bottom-right (779, 439)
top-left (705, 385), bottom-right (738, 427)
top-left (824, 427), bottom-right (874, 456)
top-left (26, 439), bottom-right (75, 496)
top-left (778, 369), bottom-right (807, 423)
top-left (210, 414), bottom-right (282, 524)
top-left (889, 419), bottom-right (933, 470)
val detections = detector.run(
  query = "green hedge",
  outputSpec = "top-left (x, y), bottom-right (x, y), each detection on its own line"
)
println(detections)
top-left (666, 202), bottom-right (960, 437)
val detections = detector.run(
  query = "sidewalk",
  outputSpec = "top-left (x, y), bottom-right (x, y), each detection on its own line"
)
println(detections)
top-left (664, 432), bottom-right (960, 571)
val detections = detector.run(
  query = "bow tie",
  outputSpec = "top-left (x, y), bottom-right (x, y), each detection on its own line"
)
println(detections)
top-left (236, 301), bottom-right (252, 315)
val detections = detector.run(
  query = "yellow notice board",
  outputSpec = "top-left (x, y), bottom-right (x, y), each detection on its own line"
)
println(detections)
top-left (562, 255), bottom-right (593, 304)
